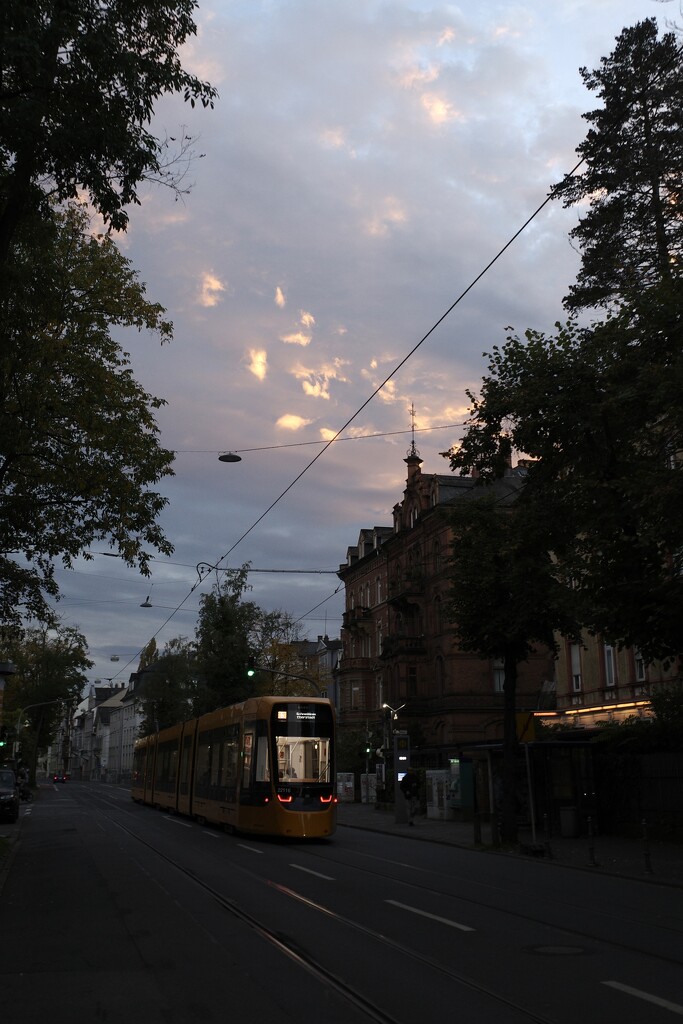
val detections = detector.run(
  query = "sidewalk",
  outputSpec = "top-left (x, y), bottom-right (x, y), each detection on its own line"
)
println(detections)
top-left (335, 800), bottom-right (683, 887)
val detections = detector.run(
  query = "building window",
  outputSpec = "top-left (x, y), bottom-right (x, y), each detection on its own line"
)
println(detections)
top-left (570, 643), bottom-right (582, 692)
top-left (408, 666), bottom-right (417, 697)
top-left (376, 576), bottom-right (382, 604)
top-left (604, 644), bottom-right (616, 688)
top-left (634, 648), bottom-right (647, 683)
top-left (493, 658), bottom-right (505, 693)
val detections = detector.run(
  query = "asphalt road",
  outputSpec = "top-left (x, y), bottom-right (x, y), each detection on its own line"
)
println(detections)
top-left (2, 781), bottom-right (682, 1024)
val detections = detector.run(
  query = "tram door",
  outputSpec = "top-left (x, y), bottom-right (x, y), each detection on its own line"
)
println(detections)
top-left (240, 720), bottom-right (271, 805)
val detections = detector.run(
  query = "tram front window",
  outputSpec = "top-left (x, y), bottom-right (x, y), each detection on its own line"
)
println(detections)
top-left (273, 703), bottom-right (333, 783)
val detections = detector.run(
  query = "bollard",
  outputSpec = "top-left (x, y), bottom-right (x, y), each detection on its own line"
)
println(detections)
top-left (587, 816), bottom-right (597, 866)
top-left (642, 818), bottom-right (653, 874)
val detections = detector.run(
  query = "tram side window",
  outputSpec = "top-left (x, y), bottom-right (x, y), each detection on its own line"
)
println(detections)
top-left (155, 740), bottom-right (178, 793)
top-left (195, 732), bottom-right (213, 799)
top-left (132, 746), bottom-right (147, 785)
top-left (222, 725), bottom-right (239, 800)
top-left (179, 734), bottom-right (193, 796)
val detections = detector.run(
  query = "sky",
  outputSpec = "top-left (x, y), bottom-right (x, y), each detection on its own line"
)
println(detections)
top-left (51, 0), bottom-right (671, 687)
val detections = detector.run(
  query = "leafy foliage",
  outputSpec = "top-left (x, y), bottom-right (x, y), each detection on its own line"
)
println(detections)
top-left (450, 282), bottom-right (683, 661)
top-left (134, 566), bottom-right (311, 731)
top-left (0, 203), bottom-right (175, 629)
top-left (0, 624), bottom-right (92, 779)
top-left (554, 19), bottom-right (683, 311)
top-left (0, 0), bottom-right (217, 261)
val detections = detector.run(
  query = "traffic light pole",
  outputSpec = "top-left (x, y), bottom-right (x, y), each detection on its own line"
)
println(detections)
top-left (248, 663), bottom-right (322, 696)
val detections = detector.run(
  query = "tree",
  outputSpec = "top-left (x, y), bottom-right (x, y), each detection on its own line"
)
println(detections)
top-left (0, 202), bottom-right (175, 630)
top-left (0, 623), bottom-right (91, 782)
top-left (451, 285), bottom-right (683, 662)
top-left (444, 483), bottom-right (578, 843)
top-left (0, 0), bottom-right (216, 264)
top-left (553, 19), bottom-right (683, 311)
top-left (136, 637), bottom-right (198, 735)
top-left (193, 566), bottom-right (262, 710)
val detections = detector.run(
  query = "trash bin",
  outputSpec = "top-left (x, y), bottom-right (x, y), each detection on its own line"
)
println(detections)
top-left (559, 805), bottom-right (579, 838)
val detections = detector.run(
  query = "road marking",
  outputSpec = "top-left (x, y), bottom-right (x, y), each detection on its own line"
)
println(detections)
top-left (290, 864), bottom-right (335, 880)
top-left (385, 899), bottom-right (475, 932)
top-left (603, 982), bottom-right (683, 1016)
top-left (202, 830), bottom-right (220, 839)
top-left (238, 844), bottom-right (263, 854)
top-left (163, 816), bottom-right (192, 828)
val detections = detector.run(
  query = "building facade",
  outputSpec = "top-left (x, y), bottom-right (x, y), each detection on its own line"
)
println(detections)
top-left (336, 449), bottom-right (554, 767)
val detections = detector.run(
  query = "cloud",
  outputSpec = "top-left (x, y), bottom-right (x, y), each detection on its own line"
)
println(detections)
top-left (276, 414), bottom-right (314, 431)
top-left (275, 286), bottom-right (286, 308)
top-left (364, 196), bottom-right (407, 238)
top-left (280, 331), bottom-right (312, 346)
top-left (291, 357), bottom-right (350, 400)
top-left (421, 92), bottom-right (465, 125)
top-left (299, 310), bottom-right (315, 328)
top-left (198, 272), bottom-right (226, 308)
top-left (246, 348), bottom-right (267, 380)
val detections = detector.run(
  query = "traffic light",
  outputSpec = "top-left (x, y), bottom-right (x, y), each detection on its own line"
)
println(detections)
top-left (246, 658), bottom-right (255, 677)
top-left (0, 726), bottom-right (7, 748)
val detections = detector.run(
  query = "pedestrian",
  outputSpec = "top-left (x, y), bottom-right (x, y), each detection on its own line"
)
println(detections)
top-left (399, 769), bottom-right (419, 825)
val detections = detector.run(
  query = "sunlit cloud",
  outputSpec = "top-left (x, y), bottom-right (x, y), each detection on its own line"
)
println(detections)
top-left (291, 358), bottom-right (350, 400)
top-left (276, 414), bottom-right (314, 431)
top-left (421, 93), bottom-right (465, 125)
top-left (280, 331), bottom-right (312, 346)
top-left (246, 348), bottom-right (267, 380)
top-left (397, 63), bottom-right (440, 89)
top-left (438, 27), bottom-right (456, 46)
top-left (275, 285), bottom-right (286, 308)
top-left (198, 272), bottom-right (226, 307)
top-left (299, 310), bottom-right (315, 328)
top-left (364, 196), bottom-right (407, 238)
top-left (320, 127), bottom-right (346, 149)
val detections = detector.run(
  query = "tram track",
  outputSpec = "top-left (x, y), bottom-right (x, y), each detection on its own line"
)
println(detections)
top-left (86, 787), bottom-right (683, 974)
top-left (96, 795), bottom-right (561, 1024)
top-left (312, 836), bottom-right (683, 969)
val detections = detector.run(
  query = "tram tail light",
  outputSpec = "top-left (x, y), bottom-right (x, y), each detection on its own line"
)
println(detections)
top-left (277, 794), bottom-right (293, 803)
top-left (319, 794), bottom-right (333, 804)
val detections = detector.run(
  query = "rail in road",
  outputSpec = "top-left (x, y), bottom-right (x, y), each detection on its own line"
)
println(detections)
top-left (2, 782), bottom-right (682, 1024)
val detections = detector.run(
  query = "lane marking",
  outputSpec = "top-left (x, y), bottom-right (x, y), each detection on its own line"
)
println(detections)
top-left (386, 899), bottom-right (475, 932)
top-left (603, 982), bottom-right (683, 1016)
top-left (290, 864), bottom-right (335, 881)
top-left (238, 844), bottom-right (264, 854)
top-left (202, 830), bottom-right (220, 839)
top-left (163, 816), bottom-right (192, 828)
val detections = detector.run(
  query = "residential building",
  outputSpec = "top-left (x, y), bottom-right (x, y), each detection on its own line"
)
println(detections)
top-left (336, 447), bottom-right (554, 767)
top-left (538, 634), bottom-right (679, 731)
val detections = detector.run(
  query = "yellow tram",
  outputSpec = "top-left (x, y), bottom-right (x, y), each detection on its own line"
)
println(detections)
top-left (131, 696), bottom-right (336, 838)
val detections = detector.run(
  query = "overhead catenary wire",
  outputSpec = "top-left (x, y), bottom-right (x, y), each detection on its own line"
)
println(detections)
top-left (109, 157), bottom-right (585, 681)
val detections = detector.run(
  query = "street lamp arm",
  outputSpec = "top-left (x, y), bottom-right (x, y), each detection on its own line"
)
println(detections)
top-left (15, 698), bottom-right (67, 728)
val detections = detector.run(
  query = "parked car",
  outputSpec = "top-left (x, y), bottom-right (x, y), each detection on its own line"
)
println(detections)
top-left (0, 768), bottom-right (19, 823)
top-left (53, 771), bottom-right (68, 783)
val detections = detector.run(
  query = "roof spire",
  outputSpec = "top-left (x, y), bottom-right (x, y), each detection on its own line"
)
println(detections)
top-left (407, 401), bottom-right (420, 459)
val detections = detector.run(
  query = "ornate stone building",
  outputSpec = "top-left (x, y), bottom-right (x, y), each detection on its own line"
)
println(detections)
top-left (336, 447), bottom-right (554, 767)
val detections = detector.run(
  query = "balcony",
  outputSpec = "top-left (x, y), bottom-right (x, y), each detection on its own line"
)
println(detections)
top-left (380, 634), bottom-right (426, 659)
top-left (342, 606), bottom-right (374, 633)
top-left (387, 572), bottom-right (424, 610)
